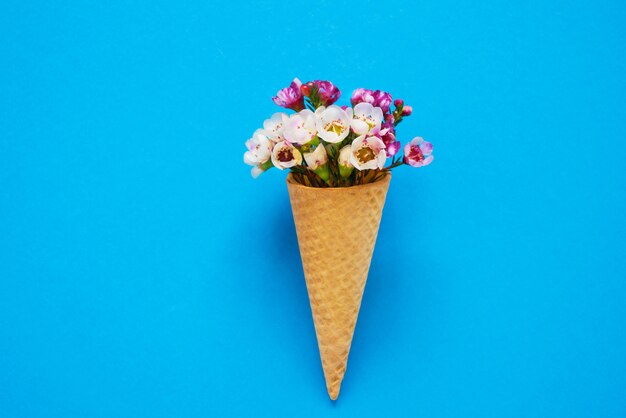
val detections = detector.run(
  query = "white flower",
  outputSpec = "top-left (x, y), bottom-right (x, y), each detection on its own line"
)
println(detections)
top-left (350, 102), bottom-right (383, 135)
top-left (244, 129), bottom-right (272, 166)
top-left (314, 105), bottom-right (351, 143)
top-left (350, 135), bottom-right (387, 170)
top-left (262, 112), bottom-right (289, 142)
top-left (303, 144), bottom-right (328, 170)
top-left (271, 141), bottom-right (303, 170)
top-left (283, 109), bottom-right (317, 145)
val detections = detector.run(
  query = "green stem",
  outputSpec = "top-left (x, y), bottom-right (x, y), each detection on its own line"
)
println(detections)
top-left (384, 159), bottom-right (405, 170)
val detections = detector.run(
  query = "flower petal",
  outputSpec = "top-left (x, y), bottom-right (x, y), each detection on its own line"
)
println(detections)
top-left (351, 119), bottom-right (369, 135)
top-left (251, 166), bottom-right (264, 178)
top-left (420, 140), bottom-right (433, 155)
top-left (376, 149), bottom-right (387, 169)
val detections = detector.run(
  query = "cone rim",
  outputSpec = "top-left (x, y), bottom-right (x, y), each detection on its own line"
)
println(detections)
top-left (286, 172), bottom-right (391, 191)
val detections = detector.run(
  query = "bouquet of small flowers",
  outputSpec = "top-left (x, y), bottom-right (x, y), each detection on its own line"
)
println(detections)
top-left (245, 78), bottom-right (434, 401)
top-left (244, 78), bottom-right (433, 187)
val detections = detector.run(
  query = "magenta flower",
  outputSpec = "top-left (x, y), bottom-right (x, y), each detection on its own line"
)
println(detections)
top-left (381, 118), bottom-right (394, 133)
top-left (404, 137), bottom-right (434, 167)
top-left (272, 78), bottom-right (305, 111)
top-left (378, 123), bottom-right (400, 157)
top-left (372, 90), bottom-right (392, 113)
top-left (351, 88), bottom-right (393, 113)
top-left (380, 130), bottom-right (400, 157)
top-left (386, 140), bottom-right (401, 157)
top-left (312, 80), bottom-right (341, 106)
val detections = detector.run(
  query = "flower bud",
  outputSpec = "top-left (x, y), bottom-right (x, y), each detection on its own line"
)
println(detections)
top-left (402, 105), bottom-right (413, 116)
top-left (313, 164), bottom-right (330, 182)
top-left (301, 82), bottom-right (315, 97)
top-left (339, 164), bottom-right (353, 178)
top-left (304, 145), bottom-right (330, 183)
top-left (303, 144), bottom-right (328, 170)
top-left (338, 145), bottom-right (354, 178)
top-left (251, 166), bottom-right (264, 178)
top-left (394, 98), bottom-right (404, 108)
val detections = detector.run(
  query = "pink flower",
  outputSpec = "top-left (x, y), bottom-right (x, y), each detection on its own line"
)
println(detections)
top-left (402, 105), bottom-right (413, 116)
top-left (351, 88), bottom-right (375, 107)
top-left (403, 137), bottom-right (434, 167)
top-left (272, 78), bottom-right (305, 111)
top-left (351, 88), bottom-right (393, 113)
top-left (312, 80), bottom-right (341, 106)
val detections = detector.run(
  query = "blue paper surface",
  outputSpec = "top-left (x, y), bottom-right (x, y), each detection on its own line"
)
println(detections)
top-left (1, 1), bottom-right (625, 416)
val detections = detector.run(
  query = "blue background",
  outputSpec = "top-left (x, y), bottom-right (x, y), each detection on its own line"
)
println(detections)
top-left (1, 1), bottom-right (625, 417)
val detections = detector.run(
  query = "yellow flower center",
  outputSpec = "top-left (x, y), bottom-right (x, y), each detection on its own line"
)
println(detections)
top-left (324, 120), bottom-right (345, 136)
top-left (356, 147), bottom-right (375, 163)
top-left (357, 115), bottom-right (376, 130)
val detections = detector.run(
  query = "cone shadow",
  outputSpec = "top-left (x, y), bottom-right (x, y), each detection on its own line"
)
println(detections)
top-left (337, 180), bottom-right (430, 398)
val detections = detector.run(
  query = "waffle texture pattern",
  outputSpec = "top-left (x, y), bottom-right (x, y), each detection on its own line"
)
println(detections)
top-left (286, 173), bottom-right (391, 400)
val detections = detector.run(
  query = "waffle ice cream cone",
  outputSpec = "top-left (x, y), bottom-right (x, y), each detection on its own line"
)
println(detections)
top-left (286, 173), bottom-right (391, 400)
